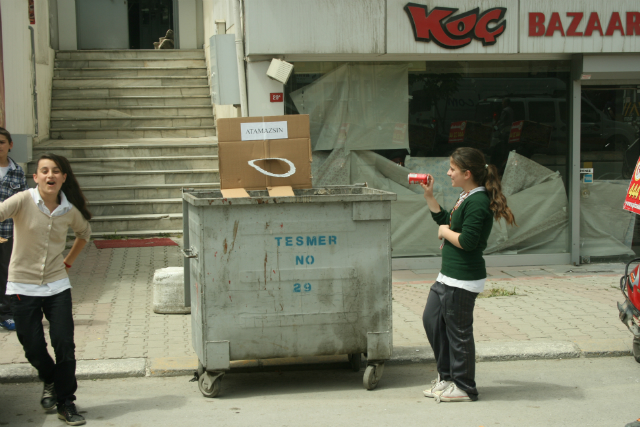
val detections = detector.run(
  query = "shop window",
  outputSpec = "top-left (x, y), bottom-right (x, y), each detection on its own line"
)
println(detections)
top-left (529, 101), bottom-right (556, 124)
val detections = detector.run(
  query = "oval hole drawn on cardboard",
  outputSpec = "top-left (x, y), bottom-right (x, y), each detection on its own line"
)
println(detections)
top-left (248, 158), bottom-right (297, 178)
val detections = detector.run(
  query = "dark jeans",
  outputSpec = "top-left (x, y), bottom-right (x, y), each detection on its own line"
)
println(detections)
top-left (0, 237), bottom-right (13, 319)
top-left (422, 281), bottom-right (479, 400)
top-left (11, 289), bottom-right (77, 404)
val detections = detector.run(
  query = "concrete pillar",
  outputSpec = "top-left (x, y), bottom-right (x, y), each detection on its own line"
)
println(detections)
top-left (247, 61), bottom-right (285, 117)
top-left (57, 0), bottom-right (77, 50)
top-left (178, 0), bottom-right (198, 49)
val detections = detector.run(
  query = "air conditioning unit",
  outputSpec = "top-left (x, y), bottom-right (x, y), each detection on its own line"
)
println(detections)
top-left (266, 59), bottom-right (294, 84)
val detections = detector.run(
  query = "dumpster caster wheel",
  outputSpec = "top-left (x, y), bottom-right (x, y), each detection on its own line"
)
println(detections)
top-left (198, 371), bottom-right (223, 398)
top-left (363, 363), bottom-right (384, 390)
top-left (348, 353), bottom-right (361, 372)
top-left (633, 338), bottom-right (640, 363)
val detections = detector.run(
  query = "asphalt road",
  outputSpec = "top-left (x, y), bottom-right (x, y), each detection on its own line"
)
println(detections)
top-left (1, 357), bottom-right (639, 427)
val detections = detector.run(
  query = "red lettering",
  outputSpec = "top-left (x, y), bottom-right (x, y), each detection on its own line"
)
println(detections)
top-left (606, 12), bottom-right (625, 36)
top-left (444, 7), bottom-right (478, 43)
top-left (627, 12), bottom-right (640, 35)
top-left (584, 12), bottom-right (604, 36)
top-left (474, 7), bottom-right (507, 45)
top-left (529, 12), bottom-right (546, 36)
top-left (405, 5), bottom-right (471, 48)
top-left (545, 12), bottom-right (565, 36)
top-left (566, 12), bottom-right (584, 36)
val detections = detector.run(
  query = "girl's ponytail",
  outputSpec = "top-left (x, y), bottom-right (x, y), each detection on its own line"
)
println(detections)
top-left (450, 147), bottom-right (516, 226)
top-left (37, 154), bottom-right (92, 221)
top-left (485, 164), bottom-right (516, 226)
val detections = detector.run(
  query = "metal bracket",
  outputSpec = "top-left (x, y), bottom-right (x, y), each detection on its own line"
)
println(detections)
top-left (181, 246), bottom-right (198, 259)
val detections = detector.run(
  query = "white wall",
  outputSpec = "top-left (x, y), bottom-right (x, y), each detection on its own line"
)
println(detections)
top-left (178, 0), bottom-right (198, 48)
top-left (244, 0), bottom-right (386, 55)
top-left (34, 0), bottom-right (56, 141)
top-left (247, 61), bottom-right (284, 117)
top-left (1, 0), bottom-right (34, 135)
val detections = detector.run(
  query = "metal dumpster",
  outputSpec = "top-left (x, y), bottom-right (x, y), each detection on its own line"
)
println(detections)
top-left (182, 185), bottom-right (397, 397)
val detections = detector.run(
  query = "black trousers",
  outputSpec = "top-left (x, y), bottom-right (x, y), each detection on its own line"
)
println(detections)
top-left (422, 281), bottom-right (479, 400)
top-left (11, 289), bottom-right (77, 404)
top-left (0, 237), bottom-right (13, 319)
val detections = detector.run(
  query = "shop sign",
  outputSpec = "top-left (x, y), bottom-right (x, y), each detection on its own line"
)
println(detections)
top-left (529, 11), bottom-right (640, 37)
top-left (404, 3), bottom-right (507, 49)
top-left (448, 121), bottom-right (467, 143)
top-left (623, 158), bottom-right (640, 215)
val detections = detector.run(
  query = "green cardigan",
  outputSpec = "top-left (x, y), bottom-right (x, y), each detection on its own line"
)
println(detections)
top-left (431, 191), bottom-right (493, 281)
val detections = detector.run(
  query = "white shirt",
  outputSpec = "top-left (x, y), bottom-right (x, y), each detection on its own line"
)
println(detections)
top-left (0, 163), bottom-right (12, 180)
top-left (438, 186), bottom-right (487, 294)
top-left (5, 189), bottom-right (74, 297)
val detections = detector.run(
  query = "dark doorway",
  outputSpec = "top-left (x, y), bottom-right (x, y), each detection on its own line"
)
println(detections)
top-left (128, 0), bottom-right (174, 49)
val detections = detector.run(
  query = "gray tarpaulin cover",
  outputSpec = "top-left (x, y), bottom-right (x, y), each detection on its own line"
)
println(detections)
top-left (290, 64), bottom-right (409, 152)
top-left (312, 150), bottom-right (634, 258)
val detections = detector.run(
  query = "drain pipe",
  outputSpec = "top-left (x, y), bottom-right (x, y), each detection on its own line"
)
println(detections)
top-left (232, 0), bottom-right (248, 117)
top-left (29, 26), bottom-right (38, 136)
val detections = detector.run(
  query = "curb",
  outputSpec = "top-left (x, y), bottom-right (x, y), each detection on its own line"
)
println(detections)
top-left (0, 341), bottom-right (632, 384)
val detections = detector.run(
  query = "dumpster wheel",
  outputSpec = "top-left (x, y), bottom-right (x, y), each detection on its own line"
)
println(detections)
top-left (363, 363), bottom-right (384, 390)
top-left (634, 338), bottom-right (640, 363)
top-left (198, 371), bottom-right (224, 398)
top-left (348, 353), bottom-right (362, 372)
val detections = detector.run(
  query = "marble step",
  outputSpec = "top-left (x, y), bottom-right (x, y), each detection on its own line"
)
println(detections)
top-left (50, 127), bottom-right (216, 139)
top-left (55, 67), bottom-right (207, 78)
top-left (55, 59), bottom-right (205, 69)
top-left (52, 86), bottom-right (209, 98)
top-left (81, 182), bottom-right (219, 201)
top-left (51, 106), bottom-right (213, 118)
top-left (57, 49), bottom-right (204, 60)
top-left (53, 77), bottom-right (209, 88)
top-left (51, 96), bottom-right (212, 108)
top-left (27, 156), bottom-right (218, 173)
top-left (88, 213), bottom-right (183, 233)
top-left (50, 116), bottom-right (215, 129)
top-left (87, 198), bottom-right (182, 216)
top-left (33, 140), bottom-right (218, 159)
top-left (87, 229), bottom-right (182, 238)
top-left (27, 169), bottom-right (219, 187)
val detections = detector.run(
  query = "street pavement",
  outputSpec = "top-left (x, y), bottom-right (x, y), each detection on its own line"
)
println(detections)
top-left (0, 238), bottom-right (636, 381)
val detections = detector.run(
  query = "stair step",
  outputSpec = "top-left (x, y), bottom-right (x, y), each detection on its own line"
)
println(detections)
top-left (51, 96), bottom-right (212, 108)
top-left (53, 77), bottom-right (209, 88)
top-left (27, 156), bottom-right (218, 173)
top-left (88, 199), bottom-right (182, 216)
top-left (52, 86), bottom-right (210, 98)
top-left (50, 117), bottom-right (215, 129)
top-left (88, 213), bottom-right (183, 233)
top-left (50, 127), bottom-right (216, 139)
top-left (57, 49), bottom-right (205, 60)
top-left (55, 59), bottom-right (206, 68)
top-left (85, 229), bottom-right (183, 238)
top-left (81, 182), bottom-right (219, 201)
top-left (44, 169), bottom-right (220, 186)
top-left (51, 106), bottom-right (213, 118)
top-left (33, 140), bottom-right (218, 158)
top-left (55, 67), bottom-right (207, 78)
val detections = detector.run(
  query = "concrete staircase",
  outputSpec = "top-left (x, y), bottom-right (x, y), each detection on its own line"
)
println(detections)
top-left (30, 49), bottom-right (220, 237)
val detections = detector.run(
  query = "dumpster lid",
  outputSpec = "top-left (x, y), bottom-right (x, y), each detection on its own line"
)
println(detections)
top-left (182, 185), bottom-right (397, 206)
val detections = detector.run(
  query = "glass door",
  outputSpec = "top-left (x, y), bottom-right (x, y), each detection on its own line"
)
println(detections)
top-left (580, 87), bottom-right (640, 261)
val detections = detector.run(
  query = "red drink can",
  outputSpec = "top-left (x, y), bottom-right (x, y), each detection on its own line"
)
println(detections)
top-left (408, 173), bottom-right (429, 185)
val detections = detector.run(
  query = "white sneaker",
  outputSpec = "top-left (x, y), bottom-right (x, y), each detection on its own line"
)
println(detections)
top-left (423, 374), bottom-right (453, 398)
top-left (435, 383), bottom-right (473, 403)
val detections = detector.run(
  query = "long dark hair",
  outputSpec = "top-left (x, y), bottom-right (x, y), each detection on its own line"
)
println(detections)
top-left (450, 147), bottom-right (516, 226)
top-left (36, 154), bottom-right (92, 221)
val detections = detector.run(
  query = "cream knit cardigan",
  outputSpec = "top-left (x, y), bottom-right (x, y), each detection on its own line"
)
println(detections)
top-left (0, 190), bottom-right (91, 285)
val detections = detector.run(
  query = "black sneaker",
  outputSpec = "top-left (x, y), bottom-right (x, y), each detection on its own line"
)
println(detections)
top-left (57, 400), bottom-right (86, 426)
top-left (41, 382), bottom-right (56, 410)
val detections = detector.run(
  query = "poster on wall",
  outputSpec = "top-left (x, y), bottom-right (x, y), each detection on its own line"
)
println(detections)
top-left (0, 6), bottom-right (5, 128)
top-left (623, 157), bottom-right (640, 215)
top-left (28, 0), bottom-right (34, 24)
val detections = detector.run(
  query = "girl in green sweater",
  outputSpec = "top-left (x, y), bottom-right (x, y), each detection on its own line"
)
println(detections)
top-left (421, 147), bottom-right (515, 402)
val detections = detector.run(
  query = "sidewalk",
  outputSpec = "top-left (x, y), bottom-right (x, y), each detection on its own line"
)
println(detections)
top-left (0, 239), bottom-right (634, 381)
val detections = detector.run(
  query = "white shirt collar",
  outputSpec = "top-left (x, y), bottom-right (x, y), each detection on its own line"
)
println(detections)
top-left (30, 187), bottom-right (73, 217)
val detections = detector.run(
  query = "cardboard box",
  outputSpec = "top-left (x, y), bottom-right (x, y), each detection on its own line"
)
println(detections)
top-left (217, 115), bottom-right (312, 198)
